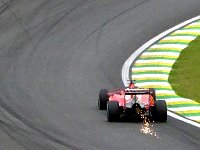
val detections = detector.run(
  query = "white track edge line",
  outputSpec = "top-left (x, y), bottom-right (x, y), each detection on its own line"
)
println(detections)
top-left (167, 111), bottom-right (200, 128)
top-left (121, 15), bottom-right (200, 128)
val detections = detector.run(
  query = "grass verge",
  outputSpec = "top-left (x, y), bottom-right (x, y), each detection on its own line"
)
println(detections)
top-left (169, 36), bottom-right (200, 103)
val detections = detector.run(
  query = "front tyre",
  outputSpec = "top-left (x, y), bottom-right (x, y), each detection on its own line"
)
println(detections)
top-left (98, 89), bottom-right (108, 110)
top-left (107, 101), bottom-right (120, 122)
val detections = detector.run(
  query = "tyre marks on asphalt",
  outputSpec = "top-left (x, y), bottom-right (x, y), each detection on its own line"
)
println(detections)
top-left (132, 20), bottom-right (200, 123)
top-left (0, 0), bottom-right (14, 15)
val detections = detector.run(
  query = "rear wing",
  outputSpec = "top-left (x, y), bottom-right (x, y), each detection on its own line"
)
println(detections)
top-left (124, 88), bottom-right (150, 95)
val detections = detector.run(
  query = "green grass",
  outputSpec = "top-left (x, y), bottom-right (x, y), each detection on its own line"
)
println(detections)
top-left (169, 36), bottom-right (200, 103)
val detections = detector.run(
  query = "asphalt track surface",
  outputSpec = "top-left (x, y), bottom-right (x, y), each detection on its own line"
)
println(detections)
top-left (0, 0), bottom-right (200, 149)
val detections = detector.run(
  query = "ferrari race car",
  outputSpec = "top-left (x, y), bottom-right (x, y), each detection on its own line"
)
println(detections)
top-left (98, 80), bottom-right (167, 122)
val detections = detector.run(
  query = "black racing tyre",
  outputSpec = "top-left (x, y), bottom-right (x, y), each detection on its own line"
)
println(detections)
top-left (153, 100), bottom-right (167, 122)
top-left (107, 101), bottom-right (120, 122)
top-left (98, 89), bottom-right (108, 110)
top-left (149, 88), bottom-right (156, 101)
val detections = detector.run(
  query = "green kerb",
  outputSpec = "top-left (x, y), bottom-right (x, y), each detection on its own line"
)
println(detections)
top-left (167, 103), bottom-right (200, 108)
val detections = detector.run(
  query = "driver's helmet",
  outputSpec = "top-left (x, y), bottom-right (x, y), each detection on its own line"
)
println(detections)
top-left (128, 83), bottom-right (135, 89)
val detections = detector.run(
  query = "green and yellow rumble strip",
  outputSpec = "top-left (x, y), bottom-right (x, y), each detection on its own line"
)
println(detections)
top-left (132, 20), bottom-right (200, 123)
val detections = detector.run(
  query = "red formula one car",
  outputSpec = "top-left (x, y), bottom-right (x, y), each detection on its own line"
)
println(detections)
top-left (98, 80), bottom-right (167, 122)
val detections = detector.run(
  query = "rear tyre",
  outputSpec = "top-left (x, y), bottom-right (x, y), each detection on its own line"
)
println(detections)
top-left (107, 101), bottom-right (120, 122)
top-left (149, 88), bottom-right (156, 101)
top-left (153, 100), bottom-right (167, 122)
top-left (98, 89), bottom-right (108, 110)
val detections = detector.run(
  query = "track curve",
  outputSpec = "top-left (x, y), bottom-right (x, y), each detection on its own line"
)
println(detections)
top-left (0, 0), bottom-right (200, 149)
